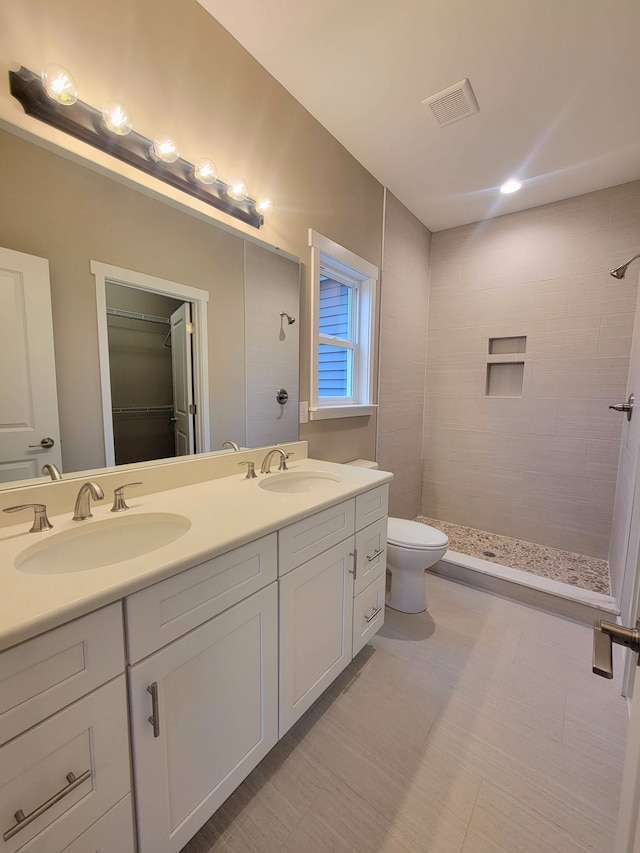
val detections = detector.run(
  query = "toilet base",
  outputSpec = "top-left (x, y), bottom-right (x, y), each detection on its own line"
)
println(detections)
top-left (386, 566), bottom-right (427, 614)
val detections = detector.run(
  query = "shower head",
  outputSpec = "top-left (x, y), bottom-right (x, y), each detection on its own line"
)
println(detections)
top-left (610, 253), bottom-right (640, 279)
top-left (280, 311), bottom-right (295, 325)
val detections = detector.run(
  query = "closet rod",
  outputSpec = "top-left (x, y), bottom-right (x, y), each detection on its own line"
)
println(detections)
top-left (106, 307), bottom-right (170, 326)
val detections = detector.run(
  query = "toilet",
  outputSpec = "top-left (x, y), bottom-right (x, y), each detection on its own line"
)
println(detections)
top-left (348, 460), bottom-right (449, 613)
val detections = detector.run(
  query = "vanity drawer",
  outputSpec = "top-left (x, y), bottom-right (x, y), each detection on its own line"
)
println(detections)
top-left (0, 675), bottom-right (130, 853)
top-left (126, 533), bottom-right (277, 662)
top-left (352, 572), bottom-right (386, 658)
top-left (278, 499), bottom-right (355, 576)
top-left (353, 517), bottom-right (387, 597)
top-left (355, 484), bottom-right (389, 531)
top-left (62, 794), bottom-right (134, 853)
top-left (0, 603), bottom-right (124, 746)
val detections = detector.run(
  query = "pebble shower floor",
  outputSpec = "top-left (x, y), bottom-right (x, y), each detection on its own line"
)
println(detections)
top-left (416, 516), bottom-right (611, 595)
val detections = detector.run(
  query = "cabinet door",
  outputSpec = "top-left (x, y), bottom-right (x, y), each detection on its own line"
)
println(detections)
top-left (279, 538), bottom-right (354, 737)
top-left (129, 583), bottom-right (278, 853)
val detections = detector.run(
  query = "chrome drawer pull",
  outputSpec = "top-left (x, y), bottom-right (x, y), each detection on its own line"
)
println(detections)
top-left (365, 605), bottom-right (382, 624)
top-left (147, 682), bottom-right (160, 737)
top-left (366, 548), bottom-right (384, 562)
top-left (349, 549), bottom-right (357, 580)
top-left (3, 769), bottom-right (91, 841)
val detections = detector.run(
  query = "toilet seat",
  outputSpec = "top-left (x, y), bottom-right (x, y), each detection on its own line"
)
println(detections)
top-left (387, 518), bottom-right (449, 551)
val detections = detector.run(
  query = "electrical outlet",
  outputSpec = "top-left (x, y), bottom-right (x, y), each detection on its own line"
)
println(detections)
top-left (299, 401), bottom-right (309, 424)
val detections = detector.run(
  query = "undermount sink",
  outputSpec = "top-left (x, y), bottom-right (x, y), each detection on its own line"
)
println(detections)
top-left (16, 513), bottom-right (191, 575)
top-left (259, 471), bottom-right (342, 494)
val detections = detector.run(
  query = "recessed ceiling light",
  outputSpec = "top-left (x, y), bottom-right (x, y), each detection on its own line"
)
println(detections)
top-left (500, 178), bottom-right (522, 194)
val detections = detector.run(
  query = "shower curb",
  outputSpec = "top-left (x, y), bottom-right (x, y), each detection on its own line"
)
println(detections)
top-left (431, 550), bottom-right (619, 625)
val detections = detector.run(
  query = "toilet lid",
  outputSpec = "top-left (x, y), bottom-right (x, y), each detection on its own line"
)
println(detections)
top-left (387, 518), bottom-right (449, 550)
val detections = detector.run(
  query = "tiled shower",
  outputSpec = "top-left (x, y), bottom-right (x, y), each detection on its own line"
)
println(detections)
top-left (378, 180), bottom-right (640, 594)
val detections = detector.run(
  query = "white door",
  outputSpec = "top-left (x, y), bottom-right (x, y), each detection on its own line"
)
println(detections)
top-left (170, 303), bottom-right (195, 456)
top-left (0, 246), bottom-right (62, 482)
top-left (279, 537), bottom-right (354, 737)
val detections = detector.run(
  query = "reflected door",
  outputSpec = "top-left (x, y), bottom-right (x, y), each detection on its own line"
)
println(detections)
top-left (0, 246), bottom-right (62, 482)
top-left (170, 303), bottom-right (195, 456)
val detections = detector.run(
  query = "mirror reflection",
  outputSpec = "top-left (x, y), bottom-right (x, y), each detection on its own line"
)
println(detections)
top-left (0, 126), bottom-right (300, 490)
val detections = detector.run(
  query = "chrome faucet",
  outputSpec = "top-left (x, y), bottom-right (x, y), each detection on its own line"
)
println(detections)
top-left (260, 447), bottom-right (289, 474)
top-left (222, 440), bottom-right (241, 451)
top-left (73, 482), bottom-right (104, 521)
top-left (41, 463), bottom-right (62, 481)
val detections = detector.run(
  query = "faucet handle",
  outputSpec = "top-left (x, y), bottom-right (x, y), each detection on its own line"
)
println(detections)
top-left (238, 461), bottom-right (257, 479)
top-left (111, 482), bottom-right (143, 512)
top-left (3, 503), bottom-right (53, 532)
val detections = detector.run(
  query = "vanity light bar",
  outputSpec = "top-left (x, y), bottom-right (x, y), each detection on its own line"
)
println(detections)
top-left (9, 66), bottom-right (265, 229)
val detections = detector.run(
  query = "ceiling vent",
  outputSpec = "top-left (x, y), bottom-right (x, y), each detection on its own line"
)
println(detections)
top-left (422, 78), bottom-right (479, 128)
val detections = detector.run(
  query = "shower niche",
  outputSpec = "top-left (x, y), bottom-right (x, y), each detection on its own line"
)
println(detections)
top-left (485, 336), bottom-right (526, 397)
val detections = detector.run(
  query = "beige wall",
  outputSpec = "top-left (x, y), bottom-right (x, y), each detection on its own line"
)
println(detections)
top-left (378, 191), bottom-right (432, 517)
top-left (422, 181), bottom-right (640, 559)
top-left (0, 0), bottom-right (384, 468)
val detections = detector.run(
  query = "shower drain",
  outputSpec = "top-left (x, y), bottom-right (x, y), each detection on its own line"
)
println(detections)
top-left (482, 550), bottom-right (497, 558)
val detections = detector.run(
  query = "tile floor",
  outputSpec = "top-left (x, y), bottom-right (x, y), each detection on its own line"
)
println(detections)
top-left (418, 516), bottom-right (611, 595)
top-left (180, 575), bottom-right (628, 853)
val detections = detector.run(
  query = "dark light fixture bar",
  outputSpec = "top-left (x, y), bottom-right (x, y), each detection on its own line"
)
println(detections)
top-left (9, 66), bottom-right (264, 229)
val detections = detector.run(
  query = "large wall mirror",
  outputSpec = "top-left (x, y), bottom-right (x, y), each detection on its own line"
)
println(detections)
top-left (0, 126), bottom-right (300, 490)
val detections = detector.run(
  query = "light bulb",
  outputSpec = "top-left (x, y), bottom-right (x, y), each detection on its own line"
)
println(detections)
top-left (193, 158), bottom-right (217, 185)
top-left (227, 178), bottom-right (248, 201)
top-left (256, 198), bottom-right (273, 214)
top-left (41, 65), bottom-right (78, 105)
top-left (150, 135), bottom-right (179, 163)
top-left (500, 178), bottom-right (522, 194)
top-left (102, 102), bottom-right (132, 135)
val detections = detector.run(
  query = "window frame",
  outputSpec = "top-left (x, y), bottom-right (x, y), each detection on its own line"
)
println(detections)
top-left (309, 229), bottom-right (378, 420)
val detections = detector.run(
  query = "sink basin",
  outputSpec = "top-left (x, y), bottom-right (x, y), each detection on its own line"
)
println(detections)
top-left (16, 513), bottom-right (191, 575)
top-left (259, 471), bottom-right (342, 494)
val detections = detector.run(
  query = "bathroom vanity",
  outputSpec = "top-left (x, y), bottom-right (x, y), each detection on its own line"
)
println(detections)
top-left (0, 450), bottom-right (390, 852)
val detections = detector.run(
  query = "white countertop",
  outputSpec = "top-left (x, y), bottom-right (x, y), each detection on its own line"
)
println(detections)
top-left (0, 459), bottom-right (392, 652)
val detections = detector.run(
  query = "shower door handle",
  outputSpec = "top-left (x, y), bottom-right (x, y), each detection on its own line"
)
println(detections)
top-left (609, 393), bottom-right (634, 421)
top-left (592, 619), bottom-right (640, 679)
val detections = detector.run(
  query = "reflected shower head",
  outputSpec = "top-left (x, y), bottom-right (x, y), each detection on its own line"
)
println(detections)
top-left (610, 253), bottom-right (640, 279)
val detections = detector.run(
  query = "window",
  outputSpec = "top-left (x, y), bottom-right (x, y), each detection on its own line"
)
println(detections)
top-left (309, 230), bottom-right (378, 419)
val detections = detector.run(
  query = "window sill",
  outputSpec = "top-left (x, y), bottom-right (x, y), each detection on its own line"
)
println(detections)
top-left (308, 405), bottom-right (377, 421)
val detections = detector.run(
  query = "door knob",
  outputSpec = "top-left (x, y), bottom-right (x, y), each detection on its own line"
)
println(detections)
top-left (609, 393), bottom-right (635, 421)
top-left (28, 437), bottom-right (55, 449)
top-left (593, 619), bottom-right (640, 678)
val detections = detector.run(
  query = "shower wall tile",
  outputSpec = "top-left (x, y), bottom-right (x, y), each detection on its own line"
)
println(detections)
top-left (568, 273), bottom-right (638, 317)
top-left (421, 459), bottom-right (616, 524)
top-left (429, 259), bottom-right (461, 295)
top-left (557, 398), bottom-right (624, 442)
top-left (380, 356), bottom-right (427, 396)
top-left (586, 440), bottom-right (621, 482)
top-left (420, 486), bottom-right (612, 559)
top-left (378, 395), bottom-right (425, 434)
top-left (530, 357), bottom-right (629, 400)
top-left (423, 427), bottom-right (589, 478)
top-left (423, 181), bottom-right (639, 557)
top-left (377, 190), bottom-right (431, 518)
top-left (598, 313), bottom-right (635, 357)
top-left (479, 279), bottom-right (569, 325)
top-left (429, 292), bottom-right (485, 330)
top-left (380, 312), bottom-right (428, 362)
top-left (423, 396), bottom-right (559, 437)
top-left (424, 363), bottom-right (486, 398)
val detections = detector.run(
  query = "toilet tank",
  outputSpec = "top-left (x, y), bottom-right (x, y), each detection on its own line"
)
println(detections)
top-left (346, 459), bottom-right (379, 470)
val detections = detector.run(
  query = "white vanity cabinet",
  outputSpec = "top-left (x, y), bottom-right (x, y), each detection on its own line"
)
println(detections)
top-left (0, 604), bottom-right (133, 853)
top-left (126, 535), bottom-right (279, 853)
top-left (278, 485), bottom-right (388, 737)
